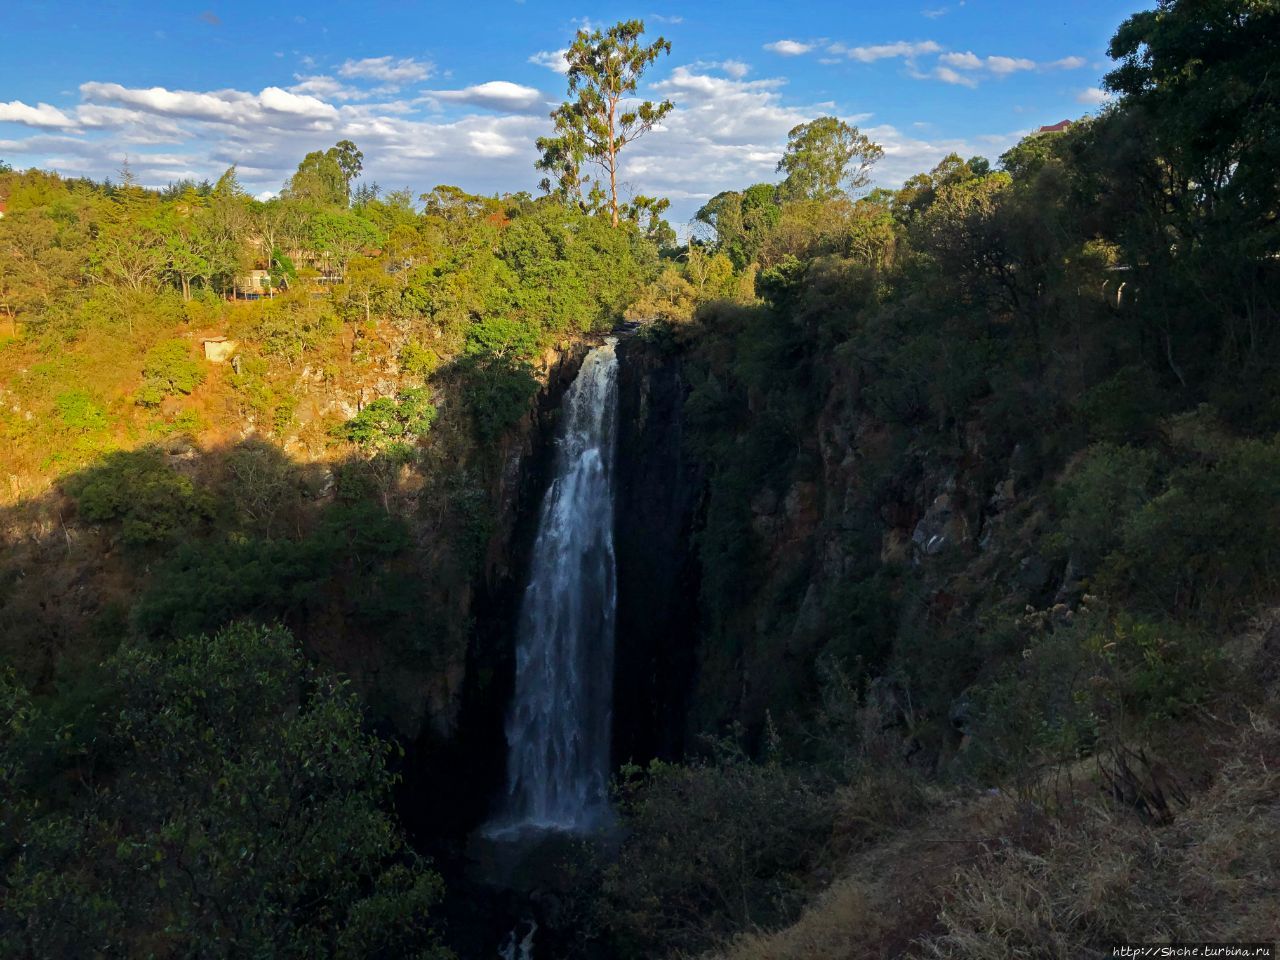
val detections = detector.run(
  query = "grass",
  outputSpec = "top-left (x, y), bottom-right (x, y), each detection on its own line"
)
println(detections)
top-left (913, 713), bottom-right (1280, 958)
top-left (708, 701), bottom-right (1280, 960)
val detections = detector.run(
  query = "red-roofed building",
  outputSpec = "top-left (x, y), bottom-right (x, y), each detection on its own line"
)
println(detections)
top-left (1035, 119), bottom-right (1073, 135)
top-left (0, 198), bottom-right (8, 219)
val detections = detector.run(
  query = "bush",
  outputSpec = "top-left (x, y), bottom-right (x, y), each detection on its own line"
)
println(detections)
top-left (461, 355), bottom-right (538, 444)
top-left (1074, 365), bottom-right (1172, 443)
top-left (136, 338), bottom-right (204, 406)
top-left (967, 603), bottom-right (1223, 798)
top-left (0, 624), bottom-right (450, 958)
top-left (54, 390), bottom-right (108, 434)
top-left (1055, 443), bottom-right (1161, 572)
top-left (340, 388), bottom-right (438, 461)
top-left (64, 448), bottom-right (213, 547)
top-left (1110, 435), bottom-right (1280, 617)
top-left (133, 497), bottom-right (419, 646)
top-left (399, 341), bottom-right (440, 379)
top-left (599, 756), bottom-right (836, 958)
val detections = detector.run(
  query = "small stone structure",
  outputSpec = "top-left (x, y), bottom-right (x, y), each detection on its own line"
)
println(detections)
top-left (202, 337), bottom-right (238, 363)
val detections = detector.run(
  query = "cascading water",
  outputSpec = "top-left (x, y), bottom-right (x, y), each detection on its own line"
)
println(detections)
top-left (490, 339), bottom-right (619, 834)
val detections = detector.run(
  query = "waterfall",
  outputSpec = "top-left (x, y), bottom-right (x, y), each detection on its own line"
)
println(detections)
top-left (491, 339), bottom-right (619, 833)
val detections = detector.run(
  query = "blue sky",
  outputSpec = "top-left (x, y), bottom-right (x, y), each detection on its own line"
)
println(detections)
top-left (1, 0), bottom-right (1139, 221)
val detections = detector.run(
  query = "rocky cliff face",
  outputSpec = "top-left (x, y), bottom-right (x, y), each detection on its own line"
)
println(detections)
top-left (612, 336), bottom-right (705, 765)
top-left (611, 328), bottom-right (1071, 763)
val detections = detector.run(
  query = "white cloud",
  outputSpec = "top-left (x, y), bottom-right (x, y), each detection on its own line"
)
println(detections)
top-left (337, 56), bottom-right (433, 85)
top-left (0, 100), bottom-right (78, 128)
top-left (288, 75), bottom-right (367, 101)
top-left (1076, 87), bottom-right (1109, 105)
top-left (4, 60), bottom-right (1023, 224)
top-left (259, 86), bottom-right (340, 120)
top-left (81, 82), bottom-right (250, 123)
top-left (79, 81), bottom-right (344, 127)
top-left (838, 40), bottom-right (942, 63)
top-left (428, 81), bottom-right (544, 114)
top-left (528, 48), bottom-right (570, 74)
top-left (74, 104), bottom-right (187, 143)
top-left (939, 51), bottom-right (982, 70)
top-left (649, 14), bottom-right (684, 24)
top-left (985, 55), bottom-right (1035, 75)
top-left (764, 40), bottom-right (814, 56)
top-left (924, 50), bottom-right (1077, 86)
top-left (0, 134), bottom-right (100, 156)
top-left (934, 66), bottom-right (978, 87)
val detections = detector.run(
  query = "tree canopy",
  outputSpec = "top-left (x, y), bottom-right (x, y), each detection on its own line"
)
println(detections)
top-left (537, 19), bottom-right (673, 227)
top-left (777, 117), bottom-right (884, 202)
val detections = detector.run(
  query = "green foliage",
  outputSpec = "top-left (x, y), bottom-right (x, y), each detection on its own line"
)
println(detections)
top-left (134, 498), bottom-right (416, 643)
top-left (461, 355), bottom-right (539, 444)
top-left (340, 388), bottom-right (438, 461)
top-left (309, 209), bottom-right (381, 277)
top-left (399, 340), bottom-right (440, 379)
top-left (54, 389), bottom-right (108, 434)
top-left (287, 140), bottom-right (365, 207)
top-left (1110, 432), bottom-right (1280, 617)
top-left (136, 337), bottom-right (204, 406)
top-left (539, 19), bottom-right (673, 224)
top-left (65, 447), bottom-right (212, 547)
top-left (1056, 443), bottom-right (1162, 571)
top-left (1074, 365), bottom-right (1173, 443)
top-left (234, 291), bottom-right (339, 363)
top-left (968, 605), bottom-right (1223, 791)
top-left (1106, 0), bottom-right (1280, 252)
top-left (0, 624), bottom-right (449, 958)
top-left (777, 117), bottom-right (884, 201)
top-left (463, 314), bottom-right (540, 360)
top-left (600, 755), bottom-right (836, 958)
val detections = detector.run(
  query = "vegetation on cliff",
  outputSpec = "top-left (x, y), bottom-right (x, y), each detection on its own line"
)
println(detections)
top-left (588, 1), bottom-right (1280, 954)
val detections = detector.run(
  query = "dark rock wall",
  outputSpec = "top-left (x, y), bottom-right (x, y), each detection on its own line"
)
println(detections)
top-left (612, 337), bottom-right (705, 766)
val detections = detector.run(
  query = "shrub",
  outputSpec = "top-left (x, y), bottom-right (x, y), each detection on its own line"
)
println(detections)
top-left (0, 624), bottom-right (450, 958)
top-left (136, 338), bottom-right (204, 406)
top-left (399, 340), bottom-right (440, 379)
top-left (967, 603), bottom-right (1223, 798)
top-left (599, 756), bottom-right (836, 958)
top-left (64, 448), bottom-right (213, 547)
top-left (1074, 365), bottom-right (1172, 443)
top-left (1055, 443), bottom-right (1161, 571)
top-left (340, 388), bottom-right (438, 461)
top-left (461, 355), bottom-right (538, 444)
top-left (54, 390), bottom-right (108, 434)
top-left (1110, 436), bottom-right (1280, 617)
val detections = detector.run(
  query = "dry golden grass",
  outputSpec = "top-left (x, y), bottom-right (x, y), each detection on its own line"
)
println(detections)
top-left (913, 713), bottom-right (1280, 958)
top-left (707, 790), bottom-right (1005, 960)
top-left (708, 710), bottom-right (1280, 960)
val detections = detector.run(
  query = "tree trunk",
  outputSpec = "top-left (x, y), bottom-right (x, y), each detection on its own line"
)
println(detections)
top-left (608, 95), bottom-right (619, 228)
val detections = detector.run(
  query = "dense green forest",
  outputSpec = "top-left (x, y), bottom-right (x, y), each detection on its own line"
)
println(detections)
top-left (3, 1), bottom-right (1279, 957)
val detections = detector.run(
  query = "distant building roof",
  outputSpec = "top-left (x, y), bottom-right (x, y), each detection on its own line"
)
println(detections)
top-left (1036, 119), bottom-right (1073, 135)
